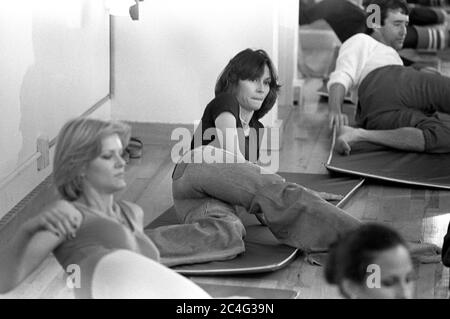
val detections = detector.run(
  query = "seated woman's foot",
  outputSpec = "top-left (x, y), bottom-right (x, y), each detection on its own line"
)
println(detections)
top-left (408, 241), bottom-right (441, 255)
top-left (335, 126), bottom-right (359, 155)
top-left (408, 242), bottom-right (442, 264)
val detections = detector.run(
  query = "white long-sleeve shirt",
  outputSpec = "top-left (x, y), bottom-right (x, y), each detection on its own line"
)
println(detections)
top-left (327, 33), bottom-right (403, 94)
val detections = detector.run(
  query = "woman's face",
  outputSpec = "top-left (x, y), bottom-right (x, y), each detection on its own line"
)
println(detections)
top-left (83, 133), bottom-right (127, 195)
top-left (234, 64), bottom-right (271, 112)
top-left (348, 245), bottom-right (416, 299)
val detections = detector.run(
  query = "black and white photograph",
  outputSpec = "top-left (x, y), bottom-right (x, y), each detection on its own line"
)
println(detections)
top-left (0, 0), bottom-right (449, 305)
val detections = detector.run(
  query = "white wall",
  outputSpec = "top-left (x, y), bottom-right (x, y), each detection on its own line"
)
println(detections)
top-left (111, 0), bottom-right (281, 125)
top-left (0, 0), bottom-right (110, 218)
top-left (278, 0), bottom-right (300, 108)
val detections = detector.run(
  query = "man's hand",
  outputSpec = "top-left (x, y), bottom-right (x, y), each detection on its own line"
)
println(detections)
top-left (328, 83), bottom-right (349, 131)
top-left (329, 109), bottom-right (349, 131)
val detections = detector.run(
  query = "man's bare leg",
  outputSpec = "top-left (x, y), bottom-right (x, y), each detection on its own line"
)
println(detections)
top-left (335, 126), bottom-right (426, 155)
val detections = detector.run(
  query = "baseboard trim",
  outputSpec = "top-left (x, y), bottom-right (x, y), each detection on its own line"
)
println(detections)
top-left (0, 97), bottom-right (111, 223)
top-left (128, 121), bottom-right (285, 151)
top-left (127, 122), bottom-right (195, 146)
top-left (0, 175), bottom-right (57, 246)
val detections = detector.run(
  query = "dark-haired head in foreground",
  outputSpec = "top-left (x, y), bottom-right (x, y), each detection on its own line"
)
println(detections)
top-left (325, 223), bottom-right (415, 299)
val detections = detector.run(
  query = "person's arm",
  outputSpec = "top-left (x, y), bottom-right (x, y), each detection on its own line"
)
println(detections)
top-left (0, 229), bottom-right (61, 293)
top-left (0, 201), bottom-right (81, 293)
top-left (328, 83), bottom-right (349, 130)
top-left (214, 112), bottom-right (247, 162)
top-left (327, 34), bottom-right (373, 130)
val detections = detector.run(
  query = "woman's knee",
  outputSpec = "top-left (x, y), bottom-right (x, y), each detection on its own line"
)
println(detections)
top-left (91, 250), bottom-right (212, 299)
top-left (183, 199), bottom-right (241, 222)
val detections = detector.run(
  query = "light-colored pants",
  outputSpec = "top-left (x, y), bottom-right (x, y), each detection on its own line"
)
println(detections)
top-left (145, 146), bottom-right (361, 267)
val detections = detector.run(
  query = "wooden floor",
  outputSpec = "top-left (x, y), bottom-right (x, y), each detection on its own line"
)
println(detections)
top-left (2, 78), bottom-right (450, 299)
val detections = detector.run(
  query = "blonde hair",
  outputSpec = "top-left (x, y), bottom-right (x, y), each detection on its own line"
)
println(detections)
top-left (53, 117), bottom-right (131, 201)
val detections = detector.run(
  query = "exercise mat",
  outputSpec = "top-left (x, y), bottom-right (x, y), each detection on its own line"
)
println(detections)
top-left (326, 138), bottom-right (450, 190)
top-left (146, 172), bottom-right (364, 275)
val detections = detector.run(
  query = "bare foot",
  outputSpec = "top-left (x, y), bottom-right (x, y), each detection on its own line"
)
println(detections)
top-left (408, 242), bottom-right (442, 264)
top-left (335, 126), bottom-right (359, 155)
top-left (408, 242), bottom-right (441, 255)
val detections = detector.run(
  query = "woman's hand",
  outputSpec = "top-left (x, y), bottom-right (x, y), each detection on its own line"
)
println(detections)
top-left (23, 201), bottom-right (81, 240)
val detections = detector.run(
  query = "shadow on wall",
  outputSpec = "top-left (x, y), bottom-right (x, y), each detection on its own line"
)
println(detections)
top-left (18, 0), bottom-right (109, 165)
top-left (0, 3), bottom-right (32, 181)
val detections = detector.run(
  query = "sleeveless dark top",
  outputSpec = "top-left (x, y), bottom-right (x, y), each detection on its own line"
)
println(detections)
top-left (190, 92), bottom-right (264, 162)
top-left (52, 200), bottom-right (160, 298)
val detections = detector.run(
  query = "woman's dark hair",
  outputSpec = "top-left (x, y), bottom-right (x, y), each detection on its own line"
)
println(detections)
top-left (214, 48), bottom-right (281, 120)
top-left (363, 0), bottom-right (409, 26)
top-left (324, 223), bottom-right (408, 296)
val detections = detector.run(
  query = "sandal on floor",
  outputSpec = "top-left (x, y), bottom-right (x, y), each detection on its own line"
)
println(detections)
top-left (126, 137), bottom-right (143, 158)
top-left (122, 148), bottom-right (130, 164)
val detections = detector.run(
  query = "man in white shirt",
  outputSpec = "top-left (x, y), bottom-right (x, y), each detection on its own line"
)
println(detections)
top-left (329, 0), bottom-right (450, 155)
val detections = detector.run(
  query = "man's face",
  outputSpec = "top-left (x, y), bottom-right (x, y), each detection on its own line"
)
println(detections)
top-left (379, 9), bottom-right (409, 51)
